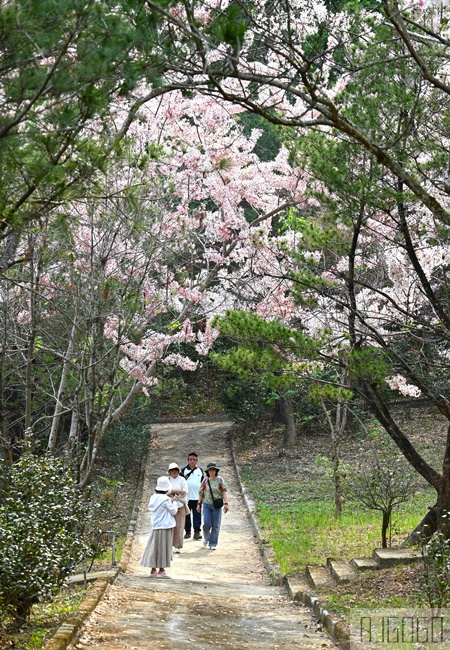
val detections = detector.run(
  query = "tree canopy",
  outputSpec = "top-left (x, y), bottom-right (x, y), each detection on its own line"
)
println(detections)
top-left (0, 0), bottom-right (179, 264)
top-left (3, 0), bottom-right (450, 540)
top-left (135, 0), bottom-right (450, 533)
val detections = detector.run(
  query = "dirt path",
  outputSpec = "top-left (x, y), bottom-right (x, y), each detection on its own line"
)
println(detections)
top-left (74, 421), bottom-right (337, 649)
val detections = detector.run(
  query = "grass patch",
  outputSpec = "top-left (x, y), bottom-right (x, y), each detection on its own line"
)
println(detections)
top-left (241, 467), bottom-right (434, 574)
top-left (234, 412), bottom-right (445, 615)
top-left (0, 585), bottom-right (87, 650)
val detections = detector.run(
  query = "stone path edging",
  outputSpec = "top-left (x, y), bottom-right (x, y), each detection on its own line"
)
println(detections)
top-left (228, 433), bottom-right (350, 650)
top-left (42, 576), bottom-right (117, 650)
top-left (44, 424), bottom-right (347, 650)
top-left (227, 433), bottom-right (284, 586)
top-left (42, 443), bottom-right (150, 650)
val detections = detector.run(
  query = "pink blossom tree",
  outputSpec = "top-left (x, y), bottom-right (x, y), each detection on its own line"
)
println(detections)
top-left (141, 0), bottom-right (450, 535)
top-left (0, 0), bottom-right (190, 265)
top-left (0, 90), bottom-right (304, 486)
top-left (213, 120), bottom-right (450, 534)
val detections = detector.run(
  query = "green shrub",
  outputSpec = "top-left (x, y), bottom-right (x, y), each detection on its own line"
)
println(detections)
top-left (99, 421), bottom-right (148, 474)
top-left (220, 380), bottom-right (271, 424)
top-left (98, 398), bottom-right (151, 474)
top-left (420, 530), bottom-right (450, 608)
top-left (0, 448), bottom-right (90, 625)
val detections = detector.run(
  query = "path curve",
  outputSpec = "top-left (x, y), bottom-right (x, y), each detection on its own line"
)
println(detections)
top-left (74, 421), bottom-right (337, 649)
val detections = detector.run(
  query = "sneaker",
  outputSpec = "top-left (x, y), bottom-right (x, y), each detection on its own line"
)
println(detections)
top-left (202, 539), bottom-right (208, 547)
top-left (157, 571), bottom-right (171, 579)
top-left (150, 570), bottom-right (158, 577)
top-left (173, 547), bottom-right (181, 554)
top-left (193, 532), bottom-right (202, 540)
top-left (184, 532), bottom-right (191, 539)
top-left (209, 546), bottom-right (217, 550)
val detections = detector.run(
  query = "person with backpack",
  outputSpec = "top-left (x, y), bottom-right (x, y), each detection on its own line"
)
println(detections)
top-left (196, 462), bottom-right (229, 550)
top-left (180, 452), bottom-right (204, 540)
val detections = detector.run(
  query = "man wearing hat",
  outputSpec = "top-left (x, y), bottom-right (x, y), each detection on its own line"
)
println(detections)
top-left (197, 462), bottom-right (229, 550)
top-left (167, 462), bottom-right (188, 553)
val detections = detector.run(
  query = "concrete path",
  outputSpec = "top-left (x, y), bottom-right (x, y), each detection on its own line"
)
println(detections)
top-left (74, 421), bottom-right (337, 649)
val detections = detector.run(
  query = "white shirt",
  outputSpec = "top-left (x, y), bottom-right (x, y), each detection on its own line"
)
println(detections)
top-left (149, 493), bottom-right (177, 529)
top-left (168, 474), bottom-right (188, 509)
top-left (181, 466), bottom-right (204, 500)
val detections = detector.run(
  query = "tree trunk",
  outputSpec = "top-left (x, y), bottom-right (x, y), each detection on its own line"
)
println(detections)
top-left (333, 456), bottom-right (343, 517)
top-left (0, 306), bottom-right (13, 466)
top-left (273, 391), bottom-right (297, 448)
top-left (362, 382), bottom-right (442, 491)
top-left (381, 509), bottom-right (391, 549)
top-left (362, 384), bottom-right (450, 539)
top-left (321, 384), bottom-right (348, 517)
top-left (25, 252), bottom-right (39, 432)
top-left (436, 424), bottom-right (450, 538)
top-left (48, 318), bottom-right (78, 453)
top-left (403, 504), bottom-right (438, 546)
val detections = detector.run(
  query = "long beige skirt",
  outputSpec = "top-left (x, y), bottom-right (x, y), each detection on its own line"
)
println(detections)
top-left (139, 527), bottom-right (173, 569)
top-left (172, 507), bottom-right (186, 549)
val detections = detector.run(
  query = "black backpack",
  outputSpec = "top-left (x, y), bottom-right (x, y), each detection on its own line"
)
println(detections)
top-left (181, 465), bottom-right (205, 481)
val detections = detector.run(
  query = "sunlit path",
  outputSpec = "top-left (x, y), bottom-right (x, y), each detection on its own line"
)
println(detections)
top-left (74, 421), bottom-right (337, 649)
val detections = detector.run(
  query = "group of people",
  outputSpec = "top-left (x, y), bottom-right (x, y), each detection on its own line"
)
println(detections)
top-left (139, 452), bottom-right (230, 579)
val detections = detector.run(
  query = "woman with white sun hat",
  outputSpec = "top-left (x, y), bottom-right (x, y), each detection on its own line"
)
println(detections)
top-left (167, 461), bottom-right (188, 553)
top-left (139, 476), bottom-right (178, 579)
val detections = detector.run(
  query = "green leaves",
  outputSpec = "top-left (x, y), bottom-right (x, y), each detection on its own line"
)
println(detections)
top-left (209, 4), bottom-right (248, 48)
top-left (0, 0), bottom-right (164, 237)
top-left (212, 310), bottom-right (321, 393)
top-left (0, 451), bottom-right (90, 622)
top-left (214, 310), bottom-right (320, 358)
top-left (345, 347), bottom-right (391, 384)
top-left (309, 382), bottom-right (353, 403)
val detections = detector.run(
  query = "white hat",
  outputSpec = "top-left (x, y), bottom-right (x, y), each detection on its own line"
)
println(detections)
top-left (168, 462), bottom-right (180, 471)
top-left (156, 476), bottom-right (170, 492)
